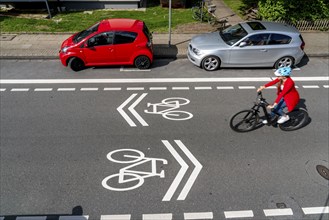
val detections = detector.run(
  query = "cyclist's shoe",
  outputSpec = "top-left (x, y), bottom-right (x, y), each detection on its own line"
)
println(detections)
top-left (262, 119), bottom-right (269, 124)
top-left (277, 115), bottom-right (290, 124)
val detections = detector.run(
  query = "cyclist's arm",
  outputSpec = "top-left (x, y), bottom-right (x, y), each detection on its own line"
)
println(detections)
top-left (257, 78), bottom-right (279, 92)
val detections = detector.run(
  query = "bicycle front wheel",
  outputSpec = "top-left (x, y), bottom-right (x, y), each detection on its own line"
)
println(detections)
top-left (279, 108), bottom-right (308, 131)
top-left (229, 110), bottom-right (259, 132)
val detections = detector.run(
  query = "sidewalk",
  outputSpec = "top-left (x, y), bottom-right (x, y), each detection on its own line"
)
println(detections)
top-left (0, 0), bottom-right (328, 59)
top-left (1, 32), bottom-right (328, 60)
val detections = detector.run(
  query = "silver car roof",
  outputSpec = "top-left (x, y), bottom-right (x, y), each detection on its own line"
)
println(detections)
top-left (240, 21), bottom-right (300, 34)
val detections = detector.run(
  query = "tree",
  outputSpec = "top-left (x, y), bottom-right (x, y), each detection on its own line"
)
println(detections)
top-left (257, 0), bottom-right (329, 21)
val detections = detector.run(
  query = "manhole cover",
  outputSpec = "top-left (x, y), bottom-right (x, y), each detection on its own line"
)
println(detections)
top-left (0, 35), bottom-right (16, 41)
top-left (316, 165), bottom-right (329, 180)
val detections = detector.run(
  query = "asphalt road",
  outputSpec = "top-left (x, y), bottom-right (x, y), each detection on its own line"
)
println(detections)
top-left (0, 58), bottom-right (328, 220)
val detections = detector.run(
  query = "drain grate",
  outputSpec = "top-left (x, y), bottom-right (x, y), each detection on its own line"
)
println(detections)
top-left (0, 35), bottom-right (16, 41)
top-left (316, 165), bottom-right (329, 180)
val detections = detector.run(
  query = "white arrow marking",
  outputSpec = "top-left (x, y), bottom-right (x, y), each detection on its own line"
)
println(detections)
top-left (175, 140), bottom-right (203, 200)
top-left (117, 94), bottom-right (138, 127)
top-left (162, 140), bottom-right (188, 201)
top-left (128, 93), bottom-right (148, 126)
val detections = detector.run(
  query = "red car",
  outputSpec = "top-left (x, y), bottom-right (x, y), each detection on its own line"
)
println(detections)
top-left (59, 18), bottom-right (153, 71)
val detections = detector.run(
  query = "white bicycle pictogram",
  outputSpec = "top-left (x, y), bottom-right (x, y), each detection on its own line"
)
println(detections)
top-left (144, 97), bottom-right (193, 121)
top-left (102, 149), bottom-right (168, 191)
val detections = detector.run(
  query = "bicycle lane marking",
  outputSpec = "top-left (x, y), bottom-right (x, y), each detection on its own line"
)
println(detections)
top-left (162, 140), bottom-right (189, 201)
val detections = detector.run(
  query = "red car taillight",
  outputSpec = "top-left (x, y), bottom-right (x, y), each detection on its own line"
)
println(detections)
top-left (299, 35), bottom-right (305, 51)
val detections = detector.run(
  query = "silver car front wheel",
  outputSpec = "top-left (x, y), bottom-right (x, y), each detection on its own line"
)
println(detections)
top-left (274, 56), bottom-right (294, 69)
top-left (202, 56), bottom-right (220, 71)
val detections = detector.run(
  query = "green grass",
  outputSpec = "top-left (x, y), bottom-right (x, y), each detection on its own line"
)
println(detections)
top-left (222, 0), bottom-right (245, 17)
top-left (0, 6), bottom-right (195, 33)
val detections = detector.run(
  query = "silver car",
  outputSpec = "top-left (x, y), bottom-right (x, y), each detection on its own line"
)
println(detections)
top-left (187, 21), bottom-right (305, 71)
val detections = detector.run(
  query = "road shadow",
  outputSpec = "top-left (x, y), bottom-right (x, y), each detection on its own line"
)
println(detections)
top-left (1, 206), bottom-right (85, 220)
top-left (296, 54), bottom-right (310, 68)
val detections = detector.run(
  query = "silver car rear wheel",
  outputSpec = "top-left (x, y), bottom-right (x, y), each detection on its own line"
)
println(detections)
top-left (202, 56), bottom-right (220, 71)
top-left (274, 56), bottom-right (294, 69)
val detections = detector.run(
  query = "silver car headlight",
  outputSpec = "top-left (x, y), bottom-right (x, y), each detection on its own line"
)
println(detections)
top-left (192, 47), bottom-right (203, 56)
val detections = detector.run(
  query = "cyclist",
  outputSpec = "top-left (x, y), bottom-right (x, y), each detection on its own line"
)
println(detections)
top-left (257, 67), bottom-right (300, 124)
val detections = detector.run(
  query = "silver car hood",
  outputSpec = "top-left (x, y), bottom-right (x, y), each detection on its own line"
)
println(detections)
top-left (191, 32), bottom-right (230, 49)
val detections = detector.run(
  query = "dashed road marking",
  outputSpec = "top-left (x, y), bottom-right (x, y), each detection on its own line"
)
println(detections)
top-left (184, 212), bottom-right (213, 219)
top-left (217, 86), bottom-right (234, 90)
top-left (172, 87), bottom-right (190, 90)
top-left (127, 87), bottom-right (145, 91)
top-left (57, 88), bottom-right (76, 91)
top-left (34, 88), bottom-right (53, 91)
top-left (238, 86), bottom-right (256, 89)
top-left (150, 87), bottom-right (167, 90)
top-left (263, 208), bottom-right (293, 216)
top-left (302, 206), bottom-right (329, 215)
top-left (224, 210), bottom-right (254, 219)
top-left (1, 84), bottom-right (328, 93)
top-left (104, 87), bottom-right (121, 91)
top-left (194, 86), bottom-right (212, 90)
top-left (142, 213), bottom-right (172, 220)
top-left (101, 215), bottom-right (131, 220)
top-left (11, 88), bottom-right (29, 92)
top-left (303, 85), bottom-right (320, 88)
top-left (58, 216), bottom-right (89, 220)
top-left (80, 87), bottom-right (99, 91)
top-left (16, 217), bottom-right (47, 220)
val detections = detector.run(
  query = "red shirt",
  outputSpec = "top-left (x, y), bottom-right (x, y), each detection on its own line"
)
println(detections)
top-left (265, 77), bottom-right (300, 112)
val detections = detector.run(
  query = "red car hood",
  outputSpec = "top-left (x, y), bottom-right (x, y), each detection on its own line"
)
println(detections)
top-left (61, 34), bottom-right (77, 48)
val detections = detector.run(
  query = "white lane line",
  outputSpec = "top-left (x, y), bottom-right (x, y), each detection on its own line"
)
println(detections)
top-left (295, 86), bottom-right (299, 88)
top-left (16, 217), bottom-right (47, 220)
top-left (11, 88), bottom-right (29, 92)
top-left (324, 85), bottom-right (329, 88)
top-left (263, 208), bottom-right (293, 216)
top-left (162, 140), bottom-right (189, 201)
top-left (80, 87), bottom-right (99, 91)
top-left (150, 87), bottom-right (167, 90)
top-left (194, 86), bottom-right (212, 90)
top-left (0, 88), bottom-right (6, 91)
top-left (127, 87), bottom-right (144, 91)
top-left (217, 86), bottom-right (234, 90)
top-left (34, 88), bottom-right (53, 91)
top-left (57, 88), bottom-right (76, 91)
top-left (172, 87), bottom-right (190, 90)
top-left (1, 77), bottom-right (328, 84)
top-left (59, 216), bottom-right (89, 220)
top-left (104, 87), bottom-right (121, 91)
top-left (184, 212), bottom-right (213, 219)
top-left (238, 86), bottom-right (256, 89)
top-left (128, 93), bottom-right (148, 126)
top-left (302, 206), bottom-right (329, 215)
top-left (117, 93), bottom-right (138, 127)
top-left (143, 213), bottom-right (172, 220)
top-left (267, 86), bottom-right (277, 89)
top-left (101, 214), bottom-right (131, 220)
top-left (224, 210), bottom-right (254, 218)
top-left (175, 140), bottom-right (202, 201)
top-left (302, 85), bottom-right (320, 88)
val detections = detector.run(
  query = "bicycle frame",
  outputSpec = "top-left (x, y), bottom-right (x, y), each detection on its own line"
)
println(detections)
top-left (251, 92), bottom-right (275, 125)
top-left (118, 155), bottom-right (167, 184)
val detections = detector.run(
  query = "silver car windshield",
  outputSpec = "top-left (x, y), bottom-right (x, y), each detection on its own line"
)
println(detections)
top-left (220, 24), bottom-right (248, 46)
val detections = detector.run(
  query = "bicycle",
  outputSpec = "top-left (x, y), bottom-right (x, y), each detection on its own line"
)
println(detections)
top-left (102, 149), bottom-right (168, 191)
top-left (229, 91), bottom-right (309, 132)
top-left (144, 97), bottom-right (193, 121)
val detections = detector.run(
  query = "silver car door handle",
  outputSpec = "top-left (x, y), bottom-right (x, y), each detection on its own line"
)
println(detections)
top-left (260, 49), bottom-right (267, 52)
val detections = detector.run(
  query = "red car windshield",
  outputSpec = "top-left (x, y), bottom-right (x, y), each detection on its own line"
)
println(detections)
top-left (73, 22), bottom-right (100, 43)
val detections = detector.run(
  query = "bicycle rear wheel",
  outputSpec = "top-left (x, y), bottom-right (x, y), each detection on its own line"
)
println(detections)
top-left (229, 110), bottom-right (259, 132)
top-left (279, 108), bottom-right (308, 131)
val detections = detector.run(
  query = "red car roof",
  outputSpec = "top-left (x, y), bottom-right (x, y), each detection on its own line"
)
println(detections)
top-left (98, 18), bottom-right (143, 32)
